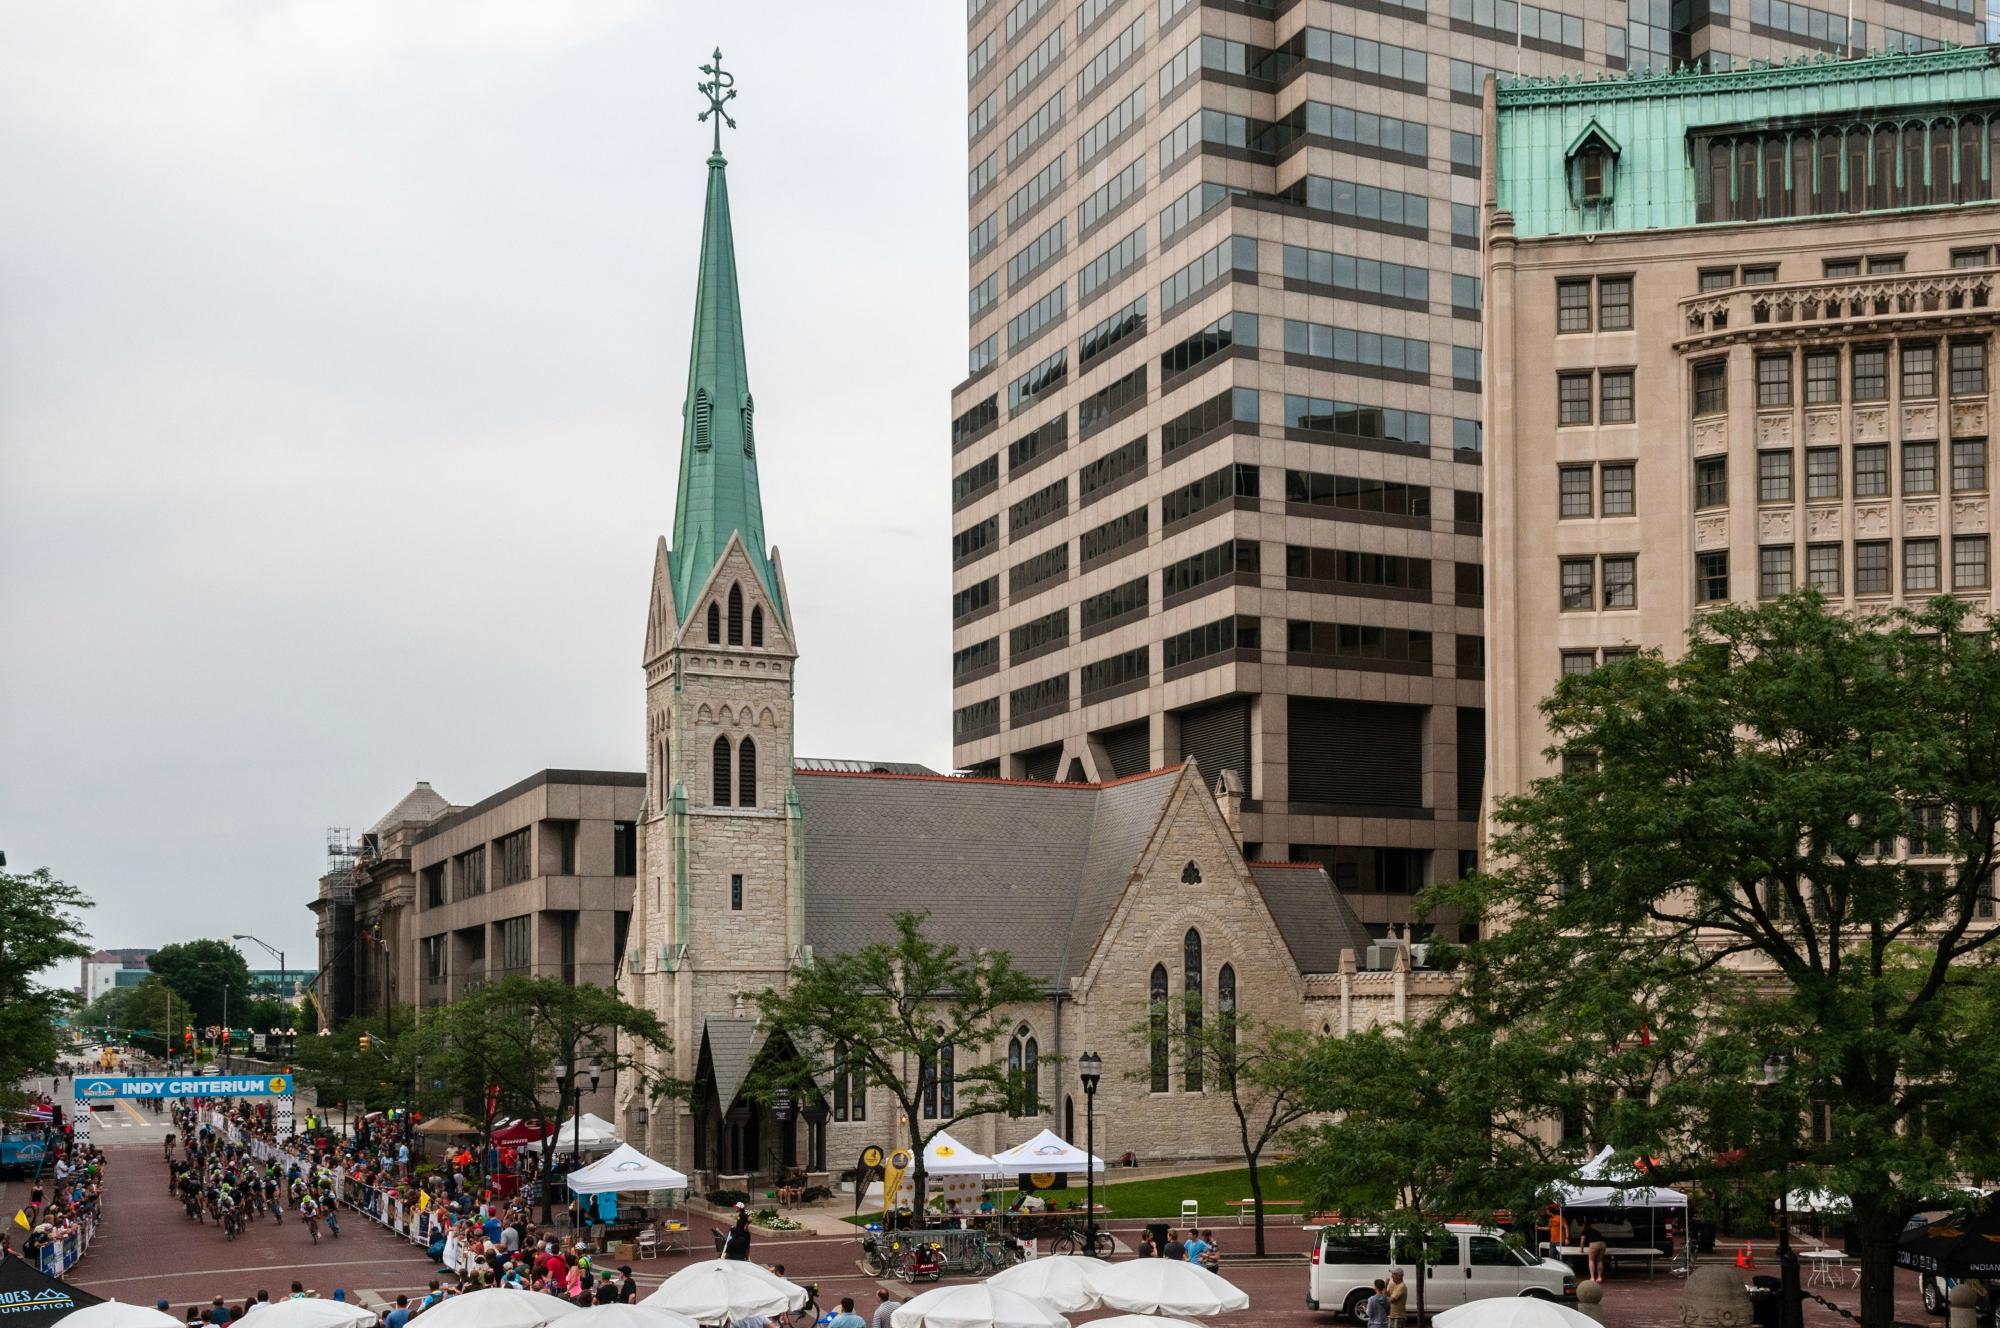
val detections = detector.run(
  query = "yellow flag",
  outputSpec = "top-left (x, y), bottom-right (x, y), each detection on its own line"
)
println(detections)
top-left (417, 1191), bottom-right (430, 1213)
top-left (12, 1209), bottom-right (27, 1231)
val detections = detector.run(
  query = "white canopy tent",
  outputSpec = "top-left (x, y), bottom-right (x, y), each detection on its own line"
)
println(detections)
top-left (988, 1128), bottom-right (1105, 1175)
top-left (565, 1144), bottom-right (689, 1195)
top-left (1553, 1181), bottom-right (1690, 1209)
top-left (524, 1113), bottom-right (620, 1153)
top-left (923, 1128), bottom-right (997, 1175)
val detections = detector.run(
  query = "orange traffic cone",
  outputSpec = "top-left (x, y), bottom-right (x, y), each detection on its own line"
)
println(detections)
top-left (1737, 1243), bottom-right (1756, 1269)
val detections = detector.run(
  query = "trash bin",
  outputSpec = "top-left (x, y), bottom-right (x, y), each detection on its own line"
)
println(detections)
top-left (1747, 1274), bottom-right (1781, 1328)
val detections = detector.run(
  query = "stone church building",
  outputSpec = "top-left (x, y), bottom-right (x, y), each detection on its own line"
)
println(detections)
top-left (617, 130), bottom-right (1443, 1187)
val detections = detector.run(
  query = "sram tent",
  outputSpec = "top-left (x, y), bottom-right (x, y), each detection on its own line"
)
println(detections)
top-left (565, 1144), bottom-right (690, 1195)
top-left (988, 1128), bottom-right (1104, 1175)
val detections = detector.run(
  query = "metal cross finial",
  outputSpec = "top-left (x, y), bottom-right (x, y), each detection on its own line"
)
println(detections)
top-left (697, 46), bottom-right (737, 155)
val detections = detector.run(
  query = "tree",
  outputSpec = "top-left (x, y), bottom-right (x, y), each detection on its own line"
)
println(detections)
top-left (1291, 1020), bottom-right (1566, 1324)
top-left (458, 977), bottom-right (675, 1221)
top-left (1433, 593), bottom-right (2000, 1328)
top-left (1131, 1003), bottom-right (1318, 1255)
top-left (749, 912), bottom-right (1045, 1214)
top-left (0, 867), bottom-right (91, 1108)
top-left (148, 939), bottom-right (255, 1029)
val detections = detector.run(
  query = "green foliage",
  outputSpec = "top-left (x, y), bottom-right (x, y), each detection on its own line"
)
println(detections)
top-left (0, 867), bottom-right (92, 1108)
top-left (292, 1009), bottom-right (416, 1113)
top-left (1427, 592), bottom-right (2000, 1328)
top-left (1130, 1000), bottom-right (1319, 1253)
top-left (444, 976), bottom-right (676, 1134)
top-left (148, 938), bottom-right (256, 1028)
top-left (748, 912), bottom-right (1045, 1210)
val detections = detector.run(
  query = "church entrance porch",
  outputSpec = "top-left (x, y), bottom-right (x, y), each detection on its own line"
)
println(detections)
top-left (689, 1016), bottom-right (828, 1192)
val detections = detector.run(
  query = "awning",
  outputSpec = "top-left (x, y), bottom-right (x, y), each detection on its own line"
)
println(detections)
top-left (988, 1128), bottom-right (1104, 1175)
top-left (489, 1119), bottom-right (554, 1147)
top-left (566, 1143), bottom-right (690, 1195)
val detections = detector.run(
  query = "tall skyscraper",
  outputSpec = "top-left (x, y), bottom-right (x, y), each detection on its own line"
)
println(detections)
top-left (948, 0), bottom-right (1980, 936)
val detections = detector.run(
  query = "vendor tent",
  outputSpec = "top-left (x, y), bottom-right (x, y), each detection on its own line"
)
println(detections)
top-left (414, 1114), bottom-right (481, 1136)
top-left (525, 1113), bottom-right (620, 1153)
top-left (922, 1129), bottom-right (996, 1175)
top-left (565, 1144), bottom-right (690, 1195)
top-left (491, 1119), bottom-right (555, 1146)
top-left (988, 1128), bottom-right (1104, 1175)
top-left (0, 1253), bottom-right (104, 1325)
top-left (1553, 1182), bottom-right (1689, 1209)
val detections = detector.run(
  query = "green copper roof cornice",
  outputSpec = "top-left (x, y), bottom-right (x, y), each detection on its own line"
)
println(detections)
top-left (668, 144), bottom-right (778, 621)
top-left (1495, 45), bottom-right (2000, 237)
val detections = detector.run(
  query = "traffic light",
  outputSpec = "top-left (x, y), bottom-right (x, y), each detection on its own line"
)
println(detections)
top-left (358, 1034), bottom-right (372, 1053)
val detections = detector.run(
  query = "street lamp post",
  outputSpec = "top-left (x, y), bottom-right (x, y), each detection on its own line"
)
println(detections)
top-left (232, 933), bottom-right (290, 1059)
top-left (1763, 1053), bottom-right (1804, 1328)
top-left (546, 1061), bottom-right (603, 1225)
top-left (1079, 1050), bottom-right (1103, 1257)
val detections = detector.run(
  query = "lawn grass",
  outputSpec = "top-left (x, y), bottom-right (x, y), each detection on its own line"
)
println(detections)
top-left (839, 1165), bottom-right (1303, 1224)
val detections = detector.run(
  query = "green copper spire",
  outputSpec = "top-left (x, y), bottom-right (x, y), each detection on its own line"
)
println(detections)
top-left (669, 48), bottom-right (778, 621)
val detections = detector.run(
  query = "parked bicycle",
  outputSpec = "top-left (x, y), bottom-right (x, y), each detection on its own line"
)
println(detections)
top-left (1048, 1220), bottom-right (1115, 1257)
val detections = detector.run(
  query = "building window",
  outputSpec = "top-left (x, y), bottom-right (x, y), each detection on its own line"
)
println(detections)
top-left (1182, 928), bottom-right (1203, 1093)
top-left (1217, 962), bottom-right (1237, 1062)
top-left (497, 828), bottom-right (532, 887)
top-left (1758, 450), bottom-right (1793, 502)
top-left (751, 605), bottom-right (765, 646)
top-left (1903, 343), bottom-right (1938, 399)
top-left (1805, 350), bottom-right (1839, 405)
top-left (1600, 370), bottom-right (1634, 423)
top-left (1956, 536), bottom-right (1991, 589)
top-left (1559, 466), bottom-right (1593, 518)
top-left (1602, 556), bottom-right (1637, 609)
top-left (1806, 448), bottom-right (1841, 500)
top-left (706, 601), bottom-right (721, 644)
top-left (1693, 360), bottom-right (1727, 416)
top-left (498, 915), bottom-right (530, 972)
top-left (1952, 439), bottom-right (1988, 493)
top-left (1852, 346), bottom-right (1888, 401)
top-left (1560, 558), bottom-right (1595, 611)
top-left (738, 737), bottom-right (757, 808)
top-left (1558, 373), bottom-right (1593, 425)
top-left (727, 584), bottom-right (744, 644)
top-left (423, 864), bottom-right (445, 909)
top-left (1757, 354), bottom-right (1793, 407)
top-left (1806, 543), bottom-right (1842, 594)
top-left (1699, 268), bottom-right (1736, 291)
top-left (1148, 963), bottom-right (1169, 1091)
top-left (1953, 341), bottom-right (1989, 396)
top-left (1695, 457), bottom-right (1729, 509)
top-left (422, 936), bottom-right (445, 981)
top-left (712, 736), bottom-right (732, 806)
top-left (730, 873), bottom-right (743, 911)
top-left (1905, 441), bottom-right (1939, 495)
top-left (1599, 277), bottom-right (1632, 331)
top-left (1760, 546), bottom-right (1794, 598)
top-left (1854, 445), bottom-right (1889, 498)
top-left (1557, 279), bottom-right (1591, 333)
top-left (1601, 463), bottom-right (1635, 515)
top-left (1906, 538), bottom-right (1941, 591)
top-left (1697, 551), bottom-right (1730, 603)
top-left (1560, 650), bottom-right (1597, 677)
top-left (1855, 542), bottom-right (1890, 595)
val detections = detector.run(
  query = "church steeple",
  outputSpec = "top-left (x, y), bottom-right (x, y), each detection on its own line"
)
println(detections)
top-left (669, 49), bottom-right (778, 621)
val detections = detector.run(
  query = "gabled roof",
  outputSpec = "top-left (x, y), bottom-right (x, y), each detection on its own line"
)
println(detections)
top-left (793, 765), bottom-right (1183, 984)
top-left (700, 1015), bottom-right (765, 1114)
top-left (1247, 863), bottom-right (1373, 973)
top-left (368, 781), bottom-right (453, 837)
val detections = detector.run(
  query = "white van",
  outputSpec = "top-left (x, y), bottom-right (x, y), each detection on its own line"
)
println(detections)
top-left (1307, 1222), bottom-right (1576, 1319)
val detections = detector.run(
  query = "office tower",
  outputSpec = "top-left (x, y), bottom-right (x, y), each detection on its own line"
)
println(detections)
top-left (948, 0), bottom-right (1981, 935)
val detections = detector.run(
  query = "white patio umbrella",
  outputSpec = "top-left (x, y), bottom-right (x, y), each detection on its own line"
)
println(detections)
top-left (1435, 1298), bottom-right (1602, 1328)
top-left (51, 1306), bottom-right (183, 1328)
top-left (559, 1307), bottom-right (701, 1328)
top-left (986, 1254), bottom-right (1107, 1312)
top-left (1085, 1259), bottom-right (1250, 1316)
top-left (234, 1302), bottom-right (378, 1328)
top-left (395, 1288), bottom-right (581, 1328)
top-left (1088, 1318), bottom-right (1223, 1328)
top-left (889, 1284), bottom-right (1069, 1328)
top-left (642, 1259), bottom-right (806, 1323)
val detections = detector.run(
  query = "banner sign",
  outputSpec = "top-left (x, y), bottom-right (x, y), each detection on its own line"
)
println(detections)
top-left (75, 1075), bottom-right (291, 1101)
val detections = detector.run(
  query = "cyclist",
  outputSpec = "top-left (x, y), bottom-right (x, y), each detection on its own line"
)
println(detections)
top-left (301, 1195), bottom-right (321, 1245)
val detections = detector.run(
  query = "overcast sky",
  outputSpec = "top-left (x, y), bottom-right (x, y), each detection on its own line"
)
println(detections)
top-left (0, 1), bottom-right (964, 969)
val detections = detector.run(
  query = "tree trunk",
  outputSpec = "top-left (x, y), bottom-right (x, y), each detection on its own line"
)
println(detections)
top-left (1852, 1201), bottom-right (1903, 1328)
top-left (1416, 1260), bottom-right (1428, 1324)
top-left (1248, 1153), bottom-right (1268, 1256)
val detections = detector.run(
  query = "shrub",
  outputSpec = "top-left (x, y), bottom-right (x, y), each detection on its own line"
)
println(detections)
top-left (707, 1189), bottom-right (749, 1208)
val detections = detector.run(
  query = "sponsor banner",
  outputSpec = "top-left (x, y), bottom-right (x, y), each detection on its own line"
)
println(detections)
top-left (73, 1074), bottom-right (291, 1101)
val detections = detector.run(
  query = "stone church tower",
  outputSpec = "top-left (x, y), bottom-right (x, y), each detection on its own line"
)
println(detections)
top-left (621, 123), bottom-right (804, 1172)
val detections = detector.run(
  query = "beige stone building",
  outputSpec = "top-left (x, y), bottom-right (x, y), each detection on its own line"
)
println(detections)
top-left (1482, 47), bottom-right (2000, 826)
top-left (946, 0), bottom-right (1980, 939)
top-left (616, 121), bottom-right (1452, 1187)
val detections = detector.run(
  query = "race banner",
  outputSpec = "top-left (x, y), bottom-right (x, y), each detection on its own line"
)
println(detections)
top-left (74, 1074), bottom-right (292, 1101)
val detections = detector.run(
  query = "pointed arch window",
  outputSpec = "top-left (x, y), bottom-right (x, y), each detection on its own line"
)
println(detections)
top-left (1218, 962), bottom-right (1238, 1085)
top-left (728, 584), bottom-right (744, 645)
top-left (1007, 1034), bottom-right (1024, 1117)
top-left (712, 736), bottom-right (733, 806)
top-left (738, 737), bottom-right (758, 808)
top-left (694, 388), bottom-right (712, 450)
top-left (1022, 1036), bottom-right (1039, 1116)
top-left (751, 605), bottom-right (765, 647)
top-left (707, 602), bottom-right (722, 644)
top-left (1148, 963), bottom-right (1169, 1092)
top-left (1183, 928), bottom-right (1204, 1092)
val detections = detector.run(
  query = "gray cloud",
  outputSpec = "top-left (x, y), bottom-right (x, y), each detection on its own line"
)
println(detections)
top-left (0, 1), bottom-right (963, 964)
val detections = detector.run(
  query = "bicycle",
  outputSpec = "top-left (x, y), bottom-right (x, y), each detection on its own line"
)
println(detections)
top-left (779, 1283), bottom-right (821, 1327)
top-left (1049, 1220), bottom-right (1115, 1257)
top-left (304, 1209), bottom-right (321, 1245)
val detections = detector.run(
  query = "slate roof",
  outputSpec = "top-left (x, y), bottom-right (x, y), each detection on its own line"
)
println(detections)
top-left (701, 1015), bottom-right (764, 1114)
top-left (1248, 863), bottom-right (1374, 973)
top-left (793, 766), bottom-right (1181, 986)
